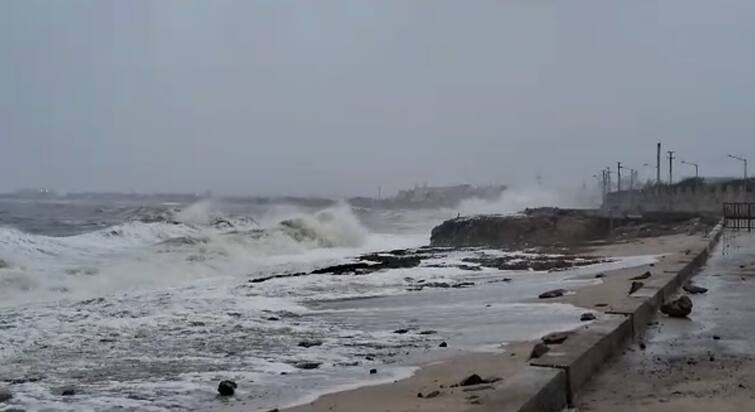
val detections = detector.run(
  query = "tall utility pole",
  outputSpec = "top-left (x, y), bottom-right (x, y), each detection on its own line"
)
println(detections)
top-left (656, 142), bottom-right (662, 185)
top-left (629, 168), bottom-right (637, 190)
top-left (617, 162), bottom-right (623, 192)
top-left (605, 167), bottom-right (613, 193)
top-left (667, 151), bottom-right (676, 184)
top-left (680, 160), bottom-right (699, 178)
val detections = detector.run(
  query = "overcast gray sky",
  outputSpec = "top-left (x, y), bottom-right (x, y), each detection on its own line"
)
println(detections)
top-left (2, 0), bottom-right (755, 197)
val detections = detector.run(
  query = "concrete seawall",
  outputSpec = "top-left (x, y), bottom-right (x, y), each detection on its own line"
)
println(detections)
top-left (490, 223), bottom-right (724, 412)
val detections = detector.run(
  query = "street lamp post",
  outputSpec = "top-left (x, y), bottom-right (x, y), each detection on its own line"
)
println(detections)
top-left (729, 154), bottom-right (749, 201)
top-left (728, 154), bottom-right (748, 180)
top-left (680, 160), bottom-right (699, 178)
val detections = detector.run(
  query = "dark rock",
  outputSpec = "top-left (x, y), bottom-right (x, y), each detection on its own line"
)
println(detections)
top-left (713, 335), bottom-right (721, 340)
top-left (631, 271), bottom-right (652, 280)
top-left (217, 380), bottom-right (237, 396)
top-left (580, 313), bottom-right (596, 322)
top-left (594, 303), bottom-right (608, 307)
top-left (439, 341), bottom-right (448, 348)
top-left (538, 289), bottom-right (567, 299)
top-left (419, 330), bottom-right (437, 335)
top-left (0, 388), bottom-right (12, 403)
top-left (459, 374), bottom-right (485, 387)
top-left (60, 387), bottom-right (76, 396)
top-left (393, 329), bottom-right (410, 334)
top-left (266, 316), bottom-right (280, 321)
top-left (369, 369), bottom-right (378, 375)
top-left (424, 390), bottom-right (441, 399)
top-left (639, 342), bottom-right (646, 350)
top-left (529, 343), bottom-right (550, 360)
top-left (660, 295), bottom-right (693, 318)
top-left (541, 331), bottom-right (573, 345)
top-left (682, 282), bottom-right (708, 294)
top-left (430, 209), bottom-right (614, 248)
top-left (595, 273), bottom-right (606, 278)
top-left (628, 281), bottom-right (644, 295)
top-left (297, 340), bottom-right (323, 348)
top-left (294, 361), bottom-right (322, 370)
top-left (417, 392), bottom-right (423, 398)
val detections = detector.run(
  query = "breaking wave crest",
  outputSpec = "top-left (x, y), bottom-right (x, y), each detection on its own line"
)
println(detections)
top-left (0, 203), bottom-right (369, 302)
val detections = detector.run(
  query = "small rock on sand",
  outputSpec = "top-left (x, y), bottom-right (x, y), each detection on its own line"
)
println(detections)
top-left (393, 328), bottom-right (410, 334)
top-left (439, 341), bottom-right (448, 348)
top-left (369, 369), bottom-right (378, 375)
top-left (218, 380), bottom-right (237, 397)
top-left (629, 281), bottom-right (644, 295)
top-left (529, 343), bottom-right (550, 360)
top-left (460, 374), bottom-right (485, 386)
top-left (424, 390), bottom-right (441, 399)
top-left (538, 289), bottom-right (566, 299)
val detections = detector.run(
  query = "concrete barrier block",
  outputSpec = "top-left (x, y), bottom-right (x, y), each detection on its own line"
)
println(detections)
top-left (472, 366), bottom-right (567, 412)
top-left (529, 315), bottom-right (632, 401)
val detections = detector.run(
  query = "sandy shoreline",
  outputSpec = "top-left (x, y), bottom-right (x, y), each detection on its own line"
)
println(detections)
top-left (225, 233), bottom-right (711, 412)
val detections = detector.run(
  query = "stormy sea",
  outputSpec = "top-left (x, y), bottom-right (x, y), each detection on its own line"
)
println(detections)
top-left (0, 195), bottom-right (650, 412)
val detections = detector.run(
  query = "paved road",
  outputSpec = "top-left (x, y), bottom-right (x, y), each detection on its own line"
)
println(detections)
top-left (575, 230), bottom-right (755, 411)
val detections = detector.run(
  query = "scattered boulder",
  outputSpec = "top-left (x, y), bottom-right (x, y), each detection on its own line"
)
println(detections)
top-left (369, 369), bottom-right (378, 375)
top-left (538, 289), bottom-right (567, 299)
top-left (297, 340), bottom-right (323, 348)
top-left (393, 329), bottom-right (410, 334)
top-left (595, 273), bottom-right (606, 279)
top-left (294, 361), bottom-right (322, 370)
top-left (419, 330), bottom-right (437, 335)
top-left (629, 281), bottom-right (644, 295)
top-left (683, 282), bottom-right (708, 294)
top-left (529, 343), bottom-right (550, 360)
top-left (218, 380), bottom-right (237, 396)
top-left (541, 331), bottom-right (573, 345)
top-left (660, 295), bottom-right (693, 318)
top-left (439, 341), bottom-right (448, 348)
top-left (630, 271), bottom-right (652, 280)
top-left (580, 313), bottom-right (596, 322)
top-left (713, 335), bottom-right (721, 340)
top-left (60, 387), bottom-right (76, 396)
top-left (0, 387), bottom-right (12, 403)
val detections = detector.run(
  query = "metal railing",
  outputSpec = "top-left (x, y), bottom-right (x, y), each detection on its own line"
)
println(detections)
top-left (723, 202), bottom-right (755, 231)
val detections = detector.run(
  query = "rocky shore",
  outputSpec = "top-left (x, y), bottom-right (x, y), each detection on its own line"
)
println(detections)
top-left (430, 207), bottom-right (716, 249)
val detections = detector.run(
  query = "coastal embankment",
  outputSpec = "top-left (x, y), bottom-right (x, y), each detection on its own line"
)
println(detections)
top-left (237, 209), bottom-right (722, 412)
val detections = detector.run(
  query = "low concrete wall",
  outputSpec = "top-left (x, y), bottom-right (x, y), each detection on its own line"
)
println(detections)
top-left (605, 184), bottom-right (749, 214)
top-left (506, 222), bottom-right (724, 411)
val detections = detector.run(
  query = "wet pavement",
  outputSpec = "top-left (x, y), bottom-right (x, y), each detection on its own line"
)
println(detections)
top-left (574, 230), bottom-right (755, 411)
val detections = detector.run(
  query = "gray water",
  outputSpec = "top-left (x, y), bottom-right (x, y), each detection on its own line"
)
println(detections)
top-left (0, 196), bottom-right (652, 412)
